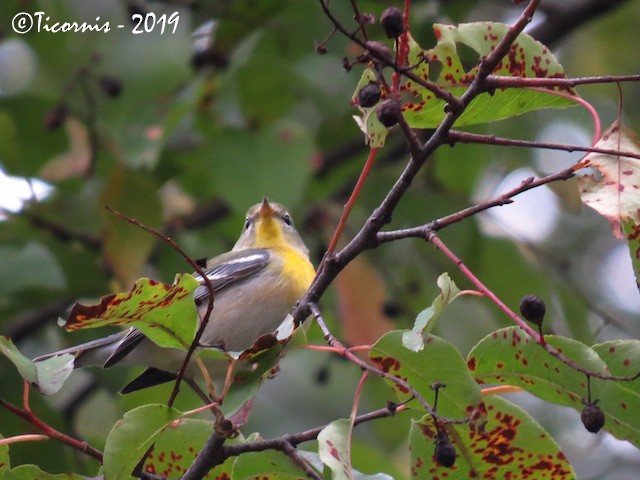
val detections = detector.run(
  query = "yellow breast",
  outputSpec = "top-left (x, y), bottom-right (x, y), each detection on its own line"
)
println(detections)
top-left (278, 246), bottom-right (316, 301)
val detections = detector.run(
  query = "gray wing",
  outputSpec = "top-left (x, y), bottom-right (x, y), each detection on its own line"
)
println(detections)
top-left (105, 249), bottom-right (270, 367)
top-left (193, 249), bottom-right (270, 304)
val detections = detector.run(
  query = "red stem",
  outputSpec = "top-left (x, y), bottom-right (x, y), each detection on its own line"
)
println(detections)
top-left (325, 147), bottom-right (379, 255)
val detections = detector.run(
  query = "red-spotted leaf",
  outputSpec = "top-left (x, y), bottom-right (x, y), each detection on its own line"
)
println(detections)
top-left (592, 340), bottom-right (640, 396)
top-left (370, 331), bottom-right (486, 428)
top-left (409, 396), bottom-right (575, 479)
top-left (62, 274), bottom-right (199, 350)
top-left (2, 464), bottom-right (86, 480)
top-left (104, 404), bottom-right (183, 480)
top-left (576, 121), bottom-right (640, 288)
top-left (468, 327), bottom-right (640, 446)
top-left (233, 448), bottom-right (312, 479)
top-left (0, 336), bottom-right (73, 395)
top-left (351, 67), bottom-right (389, 147)
top-left (143, 418), bottom-right (227, 478)
top-left (401, 23), bottom-right (577, 128)
top-left (318, 418), bottom-right (352, 480)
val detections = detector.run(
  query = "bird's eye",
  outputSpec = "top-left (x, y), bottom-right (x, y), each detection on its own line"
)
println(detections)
top-left (282, 213), bottom-right (292, 226)
top-left (244, 218), bottom-right (251, 230)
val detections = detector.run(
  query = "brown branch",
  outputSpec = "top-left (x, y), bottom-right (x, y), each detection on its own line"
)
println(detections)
top-left (308, 304), bottom-right (468, 425)
top-left (13, 209), bottom-right (101, 251)
top-left (0, 382), bottom-right (103, 462)
top-left (426, 234), bottom-right (640, 383)
top-left (181, 401), bottom-right (405, 480)
top-left (447, 130), bottom-right (640, 161)
top-left (104, 207), bottom-right (216, 406)
top-left (316, 0), bottom-right (459, 106)
top-left (484, 73), bottom-right (640, 90)
top-left (296, 0), bottom-right (545, 325)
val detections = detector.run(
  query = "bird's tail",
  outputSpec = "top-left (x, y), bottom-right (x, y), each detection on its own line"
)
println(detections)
top-left (33, 331), bottom-right (128, 368)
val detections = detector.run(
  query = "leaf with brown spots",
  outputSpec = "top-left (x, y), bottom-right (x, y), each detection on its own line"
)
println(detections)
top-left (0, 464), bottom-right (86, 480)
top-left (593, 340), bottom-right (640, 396)
top-left (144, 418), bottom-right (225, 479)
top-left (371, 331), bottom-right (487, 429)
top-left (469, 327), bottom-right (640, 447)
top-left (318, 418), bottom-right (352, 480)
top-left (577, 121), bottom-right (640, 289)
top-left (104, 404), bottom-right (183, 480)
top-left (351, 67), bottom-right (389, 148)
top-left (409, 396), bottom-right (575, 479)
top-left (401, 23), bottom-right (577, 129)
top-left (233, 446), bottom-right (314, 479)
top-left (62, 274), bottom-right (199, 351)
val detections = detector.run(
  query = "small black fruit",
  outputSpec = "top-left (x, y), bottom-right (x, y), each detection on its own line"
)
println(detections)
top-left (376, 98), bottom-right (402, 127)
top-left (581, 401), bottom-right (605, 433)
top-left (380, 7), bottom-right (404, 39)
top-left (519, 294), bottom-right (546, 326)
top-left (434, 431), bottom-right (456, 467)
top-left (357, 83), bottom-right (381, 108)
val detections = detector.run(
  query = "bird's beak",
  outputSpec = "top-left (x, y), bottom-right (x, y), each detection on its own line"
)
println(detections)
top-left (258, 197), bottom-right (275, 218)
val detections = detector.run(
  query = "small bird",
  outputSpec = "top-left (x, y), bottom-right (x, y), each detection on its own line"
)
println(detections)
top-left (36, 198), bottom-right (316, 393)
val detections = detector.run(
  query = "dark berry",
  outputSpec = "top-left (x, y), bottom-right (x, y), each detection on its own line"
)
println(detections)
top-left (314, 41), bottom-right (328, 55)
top-left (365, 41), bottom-right (393, 64)
top-left (44, 104), bottom-right (67, 130)
top-left (519, 294), bottom-right (546, 326)
top-left (357, 83), bottom-right (381, 108)
top-left (98, 75), bottom-right (123, 97)
top-left (315, 365), bottom-right (329, 384)
top-left (434, 431), bottom-right (456, 467)
top-left (376, 98), bottom-right (402, 127)
top-left (581, 402), bottom-right (605, 433)
top-left (380, 7), bottom-right (404, 39)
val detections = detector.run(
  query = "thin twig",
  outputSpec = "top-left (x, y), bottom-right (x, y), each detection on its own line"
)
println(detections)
top-left (309, 303), bottom-right (468, 424)
top-left (426, 233), bottom-right (640, 383)
top-left (447, 130), bottom-right (640, 161)
top-left (104, 206), bottom-right (217, 406)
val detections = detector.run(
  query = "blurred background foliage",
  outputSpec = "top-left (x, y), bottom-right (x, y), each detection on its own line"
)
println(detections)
top-left (0, 0), bottom-right (639, 477)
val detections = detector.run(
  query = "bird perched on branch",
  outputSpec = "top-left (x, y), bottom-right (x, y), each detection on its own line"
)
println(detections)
top-left (35, 198), bottom-right (316, 393)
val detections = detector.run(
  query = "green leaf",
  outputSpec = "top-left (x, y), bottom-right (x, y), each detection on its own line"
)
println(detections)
top-left (402, 273), bottom-right (460, 351)
top-left (142, 418), bottom-right (221, 478)
top-left (592, 340), bottom-right (640, 396)
top-left (0, 242), bottom-right (66, 295)
top-left (100, 167), bottom-right (163, 289)
top-left (233, 448), bottom-right (311, 480)
top-left (0, 337), bottom-right (73, 395)
top-left (401, 23), bottom-right (577, 128)
top-left (468, 327), bottom-right (640, 446)
top-left (3, 465), bottom-right (86, 480)
top-left (62, 274), bottom-right (199, 351)
top-left (370, 331), bottom-right (486, 427)
top-left (0, 434), bottom-right (9, 479)
top-left (209, 120), bottom-right (314, 212)
top-left (409, 396), bottom-right (575, 479)
top-left (104, 404), bottom-right (183, 480)
top-left (318, 418), bottom-right (352, 480)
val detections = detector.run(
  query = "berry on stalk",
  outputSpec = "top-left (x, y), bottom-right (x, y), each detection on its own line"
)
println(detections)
top-left (434, 431), bottom-right (456, 467)
top-left (380, 7), bottom-right (404, 39)
top-left (357, 83), bottom-right (381, 108)
top-left (519, 294), bottom-right (546, 326)
top-left (581, 401), bottom-right (605, 433)
top-left (376, 98), bottom-right (402, 127)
